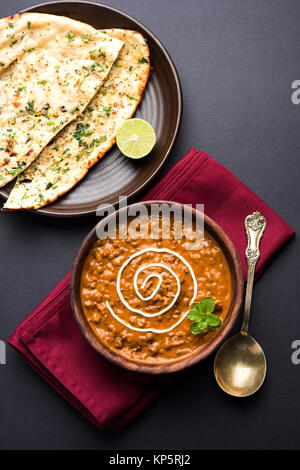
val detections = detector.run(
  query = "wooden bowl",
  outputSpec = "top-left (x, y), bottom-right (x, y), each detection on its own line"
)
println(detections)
top-left (71, 201), bottom-right (244, 374)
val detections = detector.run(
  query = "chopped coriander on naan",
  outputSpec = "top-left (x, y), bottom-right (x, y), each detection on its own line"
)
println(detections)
top-left (0, 13), bottom-right (123, 187)
top-left (4, 29), bottom-right (150, 210)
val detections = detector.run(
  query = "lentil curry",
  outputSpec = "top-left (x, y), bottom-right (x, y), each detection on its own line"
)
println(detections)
top-left (80, 215), bottom-right (232, 364)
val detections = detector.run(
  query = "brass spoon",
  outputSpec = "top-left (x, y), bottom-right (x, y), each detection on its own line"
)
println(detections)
top-left (214, 211), bottom-right (267, 397)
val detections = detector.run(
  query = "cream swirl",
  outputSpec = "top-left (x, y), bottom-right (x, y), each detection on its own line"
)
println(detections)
top-left (106, 248), bottom-right (197, 333)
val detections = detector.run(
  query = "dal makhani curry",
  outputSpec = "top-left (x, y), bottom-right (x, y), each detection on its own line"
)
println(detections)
top-left (80, 215), bottom-right (232, 364)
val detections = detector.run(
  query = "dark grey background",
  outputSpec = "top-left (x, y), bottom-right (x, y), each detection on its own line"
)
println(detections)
top-left (0, 0), bottom-right (299, 450)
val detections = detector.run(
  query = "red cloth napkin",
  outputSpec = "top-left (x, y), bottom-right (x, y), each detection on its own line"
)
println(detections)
top-left (9, 149), bottom-right (295, 429)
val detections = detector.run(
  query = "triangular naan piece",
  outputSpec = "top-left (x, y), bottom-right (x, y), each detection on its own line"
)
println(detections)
top-left (0, 13), bottom-right (123, 187)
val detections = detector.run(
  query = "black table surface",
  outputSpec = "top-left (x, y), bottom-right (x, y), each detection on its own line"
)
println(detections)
top-left (0, 0), bottom-right (299, 450)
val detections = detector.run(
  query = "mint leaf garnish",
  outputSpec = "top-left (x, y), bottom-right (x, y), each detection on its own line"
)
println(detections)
top-left (187, 306), bottom-right (202, 322)
top-left (206, 313), bottom-right (221, 329)
top-left (198, 297), bottom-right (215, 314)
top-left (188, 297), bottom-right (222, 334)
top-left (190, 322), bottom-right (206, 334)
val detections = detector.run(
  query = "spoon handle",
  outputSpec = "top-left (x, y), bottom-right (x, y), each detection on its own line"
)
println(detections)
top-left (241, 211), bottom-right (267, 333)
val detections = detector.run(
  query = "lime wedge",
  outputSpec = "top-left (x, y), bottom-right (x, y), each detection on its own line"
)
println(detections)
top-left (116, 118), bottom-right (156, 159)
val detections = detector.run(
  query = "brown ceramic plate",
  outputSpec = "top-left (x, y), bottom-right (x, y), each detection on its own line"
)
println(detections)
top-left (0, 1), bottom-right (182, 217)
top-left (71, 202), bottom-right (244, 374)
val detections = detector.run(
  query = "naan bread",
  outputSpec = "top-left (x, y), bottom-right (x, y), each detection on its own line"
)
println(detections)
top-left (4, 29), bottom-right (150, 210)
top-left (0, 13), bottom-right (123, 187)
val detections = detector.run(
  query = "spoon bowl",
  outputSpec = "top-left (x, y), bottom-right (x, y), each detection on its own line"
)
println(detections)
top-left (214, 332), bottom-right (266, 397)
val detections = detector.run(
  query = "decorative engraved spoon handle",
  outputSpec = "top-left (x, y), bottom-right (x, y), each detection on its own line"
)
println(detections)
top-left (241, 211), bottom-right (267, 333)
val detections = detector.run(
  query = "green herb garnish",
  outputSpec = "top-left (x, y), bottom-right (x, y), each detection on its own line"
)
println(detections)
top-left (7, 161), bottom-right (26, 176)
top-left (89, 136), bottom-right (107, 147)
top-left (73, 122), bottom-right (90, 142)
top-left (126, 94), bottom-right (138, 101)
top-left (103, 105), bottom-right (111, 116)
top-left (138, 57), bottom-right (148, 64)
top-left (98, 48), bottom-right (106, 58)
top-left (188, 297), bottom-right (221, 334)
top-left (90, 62), bottom-right (104, 73)
top-left (66, 32), bottom-right (75, 42)
top-left (26, 100), bottom-right (35, 115)
top-left (80, 34), bottom-right (92, 42)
